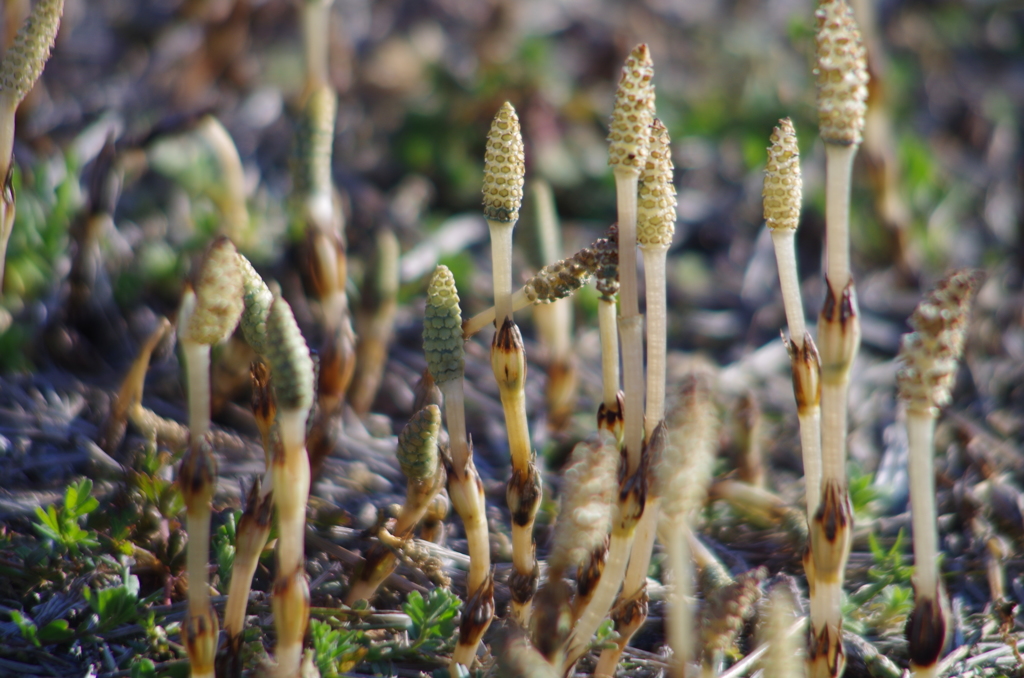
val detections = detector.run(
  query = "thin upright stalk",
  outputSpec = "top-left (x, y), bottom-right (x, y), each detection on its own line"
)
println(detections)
top-left (181, 342), bottom-right (212, 441)
top-left (906, 411), bottom-right (938, 595)
top-left (665, 526), bottom-right (693, 678)
top-left (598, 297), bottom-right (620, 413)
top-left (614, 169), bottom-right (645, 472)
top-left (489, 221), bottom-right (515, 324)
top-left (824, 145), bottom-right (856, 291)
top-left (301, 0), bottom-right (333, 91)
top-left (641, 247), bottom-right (669, 430)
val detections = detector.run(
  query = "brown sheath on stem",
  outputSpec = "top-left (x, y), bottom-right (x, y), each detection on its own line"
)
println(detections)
top-left (451, 571), bottom-right (496, 675)
top-left (572, 539), bottom-right (609, 623)
top-left (790, 333), bottom-right (822, 413)
top-left (906, 592), bottom-right (948, 670)
top-left (250, 360), bottom-right (276, 462)
top-left (532, 579), bottom-right (573, 663)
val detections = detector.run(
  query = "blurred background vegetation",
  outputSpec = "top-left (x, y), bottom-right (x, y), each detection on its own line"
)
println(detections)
top-left (3, 0), bottom-right (1022, 374)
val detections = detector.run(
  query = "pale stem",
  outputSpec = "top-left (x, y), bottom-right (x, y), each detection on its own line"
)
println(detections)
top-left (622, 499), bottom-right (659, 600)
top-left (512, 524), bottom-right (534, 576)
top-left (800, 410), bottom-right (824, 520)
top-left (612, 167), bottom-right (646, 466)
top-left (641, 246), bottom-right (669, 432)
top-left (440, 381), bottom-right (471, 472)
top-left (223, 526), bottom-right (269, 639)
top-left (275, 408), bottom-right (311, 578)
top-left (302, 0), bottom-right (333, 89)
top-left (907, 409), bottom-right (939, 595)
top-left (614, 168), bottom-right (640, 318)
top-left (666, 527), bottom-right (693, 678)
top-left (537, 298), bottom-right (572, 359)
top-left (913, 666), bottom-right (939, 678)
top-left (0, 96), bottom-right (17, 181)
top-left (277, 640), bottom-right (302, 678)
top-left (186, 508), bottom-right (212, 614)
top-left (598, 297), bottom-right (620, 407)
top-left (769, 229), bottom-right (806, 346)
top-left (455, 475), bottom-right (491, 595)
top-left (820, 381), bottom-right (848, 484)
top-left (499, 379), bottom-right (531, 473)
top-left (463, 288), bottom-right (530, 338)
top-left (182, 341), bottom-right (212, 441)
top-left (824, 144), bottom-right (858, 292)
top-left (564, 529), bottom-right (635, 672)
top-left (620, 314), bottom-right (645, 472)
top-left (488, 219), bottom-right (515, 324)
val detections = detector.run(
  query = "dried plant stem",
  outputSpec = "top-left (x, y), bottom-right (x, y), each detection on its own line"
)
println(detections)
top-left (272, 408), bottom-right (311, 678)
top-left (614, 168), bottom-right (645, 471)
top-left (489, 220), bottom-right (515, 324)
top-left (350, 228), bottom-right (400, 415)
top-left (223, 479), bottom-right (272, 650)
top-left (563, 529), bottom-right (635, 673)
top-left (181, 341), bottom-right (213, 441)
top-left (532, 179), bottom-right (576, 427)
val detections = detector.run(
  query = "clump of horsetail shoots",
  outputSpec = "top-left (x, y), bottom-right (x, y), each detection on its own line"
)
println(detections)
top-left (608, 43), bottom-right (655, 472)
top-left (178, 433), bottom-right (220, 678)
top-left (0, 0), bottom-right (63, 292)
top-left (602, 118), bottom-right (677, 675)
top-left (763, 118), bottom-right (823, 519)
top-left (808, 3), bottom-right (868, 675)
top-left (350, 227), bottom-right (400, 415)
top-left (530, 179), bottom-right (577, 430)
top-left (897, 269), bottom-right (980, 678)
top-left (346, 404), bottom-right (445, 604)
top-left (423, 265), bottom-right (492, 673)
top-left (534, 433), bottom-right (617, 667)
top-left (263, 293), bottom-right (315, 677)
